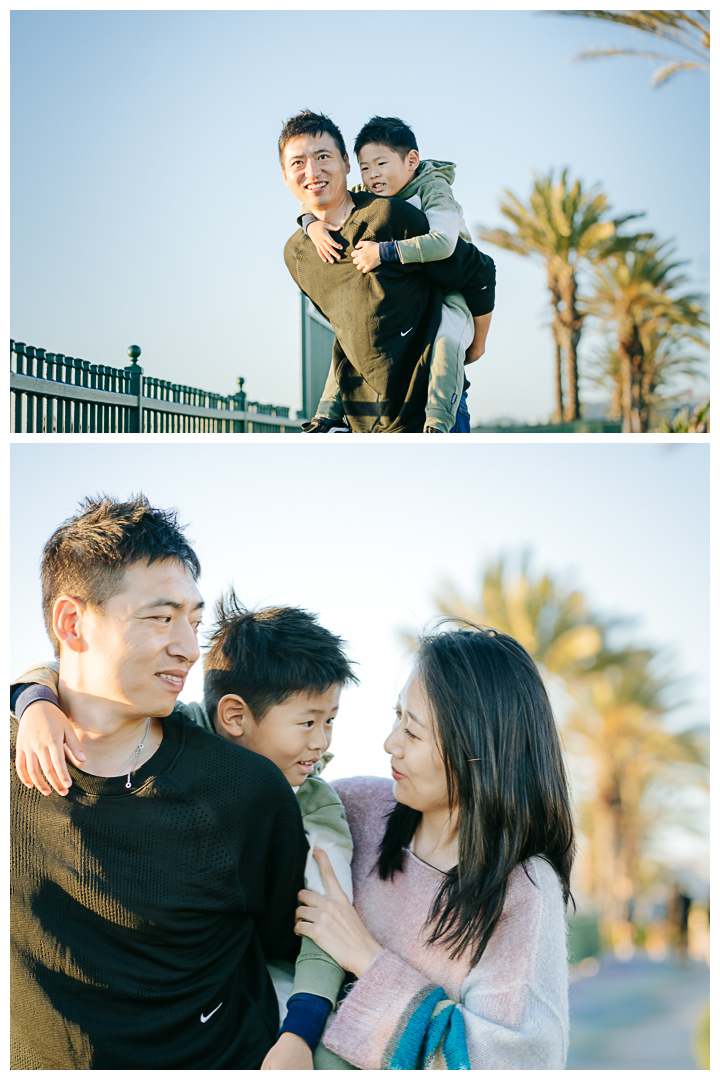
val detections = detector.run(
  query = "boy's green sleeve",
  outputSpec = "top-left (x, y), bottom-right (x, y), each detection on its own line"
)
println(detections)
top-left (396, 174), bottom-right (463, 265)
top-left (173, 699), bottom-right (215, 733)
top-left (11, 660), bottom-right (59, 698)
top-left (292, 777), bottom-right (354, 1005)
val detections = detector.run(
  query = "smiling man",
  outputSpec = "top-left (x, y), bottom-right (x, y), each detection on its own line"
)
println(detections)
top-left (281, 110), bottom-right (495, 433)
top-left (10, 495), bottom-right (307, 1070)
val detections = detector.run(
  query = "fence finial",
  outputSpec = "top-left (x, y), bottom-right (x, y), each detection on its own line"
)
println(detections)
top-left (127, 345), bottom-right (142, 365)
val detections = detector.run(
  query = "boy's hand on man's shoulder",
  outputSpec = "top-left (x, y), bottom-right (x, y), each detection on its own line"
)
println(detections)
top-left (15, 700), bottom-right (85, 797)
top-left (307, 220), bottom-right (343, 264)
top-left (351, 241), bottom-right (381, 274)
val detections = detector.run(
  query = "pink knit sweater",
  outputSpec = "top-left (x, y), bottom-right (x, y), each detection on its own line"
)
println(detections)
top-left (322, 776), bottom-right (569, 1070)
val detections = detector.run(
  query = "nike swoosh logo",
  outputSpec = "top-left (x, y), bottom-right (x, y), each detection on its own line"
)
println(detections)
top-left (200, 1002), bottom-right (223, 1023)
top-left (400, 327), bottom-right (413, 337)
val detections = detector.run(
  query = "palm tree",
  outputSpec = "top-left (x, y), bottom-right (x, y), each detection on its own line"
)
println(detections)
top-left (656, 399), bottom-right (710, 433)
top-left (588, 327), bottom-right (708, 428)
top-left (555, 10), bottom-right (710, 87)
top-left (478, 172), bottom-right (644, 422)
top-left (584, 237), bottom-right (708, 431)
top-left (428, 553), bottom-right (631, 682)
top-left (564, 654), bottom-right (708, 935)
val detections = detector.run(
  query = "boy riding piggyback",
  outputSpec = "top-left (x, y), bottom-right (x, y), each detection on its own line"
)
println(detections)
top-left (303, 117), bottom-right (492, 433)
top-left (12, 597), bottom-right (358, 1071)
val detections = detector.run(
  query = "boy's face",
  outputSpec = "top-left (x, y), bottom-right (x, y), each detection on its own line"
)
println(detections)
top-left (357, 142), bottom-right (420, 197)
top-left (223, 684), bottom-right (341, 787)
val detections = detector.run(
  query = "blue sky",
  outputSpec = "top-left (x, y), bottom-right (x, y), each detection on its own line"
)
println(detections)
top-left (11, 9), bottom-right (709, 423)
top-left (11, 441), bottom-right (709, 849)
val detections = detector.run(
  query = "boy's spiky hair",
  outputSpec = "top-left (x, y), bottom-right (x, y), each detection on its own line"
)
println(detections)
top-left (354, 116), bottom-right (419, 160)
top-left (278, 109), bottom-right (347, 164)
top-left (203, 590), bottom-right (358, 724)
top-left (41, 494), bottom-right (201, 655)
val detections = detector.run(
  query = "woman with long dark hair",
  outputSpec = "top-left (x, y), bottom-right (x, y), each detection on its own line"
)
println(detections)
top-left (295, 624), bottom-right (575, 1070)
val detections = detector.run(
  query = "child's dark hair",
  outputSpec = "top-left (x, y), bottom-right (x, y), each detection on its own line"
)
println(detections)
top-left (279, 109), bottom-right (347, 163)
top-left (354, 116), bottom-right (419, 160)
top-left (203, 589), bottom-right (358, 724)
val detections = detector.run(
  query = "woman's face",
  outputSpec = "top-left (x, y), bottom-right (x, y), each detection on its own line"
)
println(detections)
top-left (384, 670), bottom-right (450, 817)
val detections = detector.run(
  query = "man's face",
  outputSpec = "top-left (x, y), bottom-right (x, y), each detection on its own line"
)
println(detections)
top-left (235, 685), bottom-right (341, 787)
top-left (62, 559), bottom-right (204, 720)
top-left (282, 133), bottom-right (350, 213)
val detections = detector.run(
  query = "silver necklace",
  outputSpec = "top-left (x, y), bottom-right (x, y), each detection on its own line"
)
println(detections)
top-left (328, 194), bottom-right (352, 229)
top-left (119, 717), bottom-right (152, 789)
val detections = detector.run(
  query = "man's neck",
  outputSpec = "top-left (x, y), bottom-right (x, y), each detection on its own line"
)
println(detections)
top-left (58, 680), bottom-right (164, 778)
top-left (313, 190), bottom-right (354, 225)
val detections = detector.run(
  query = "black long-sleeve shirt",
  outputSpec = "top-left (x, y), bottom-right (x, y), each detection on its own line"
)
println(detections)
top-left (10, 712), bottom-right (307, 1070)
top-left (284, 190), bottom-right (496, 432)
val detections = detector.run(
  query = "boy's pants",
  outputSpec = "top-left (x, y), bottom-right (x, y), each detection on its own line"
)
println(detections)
top-left (449, 380), bottom-right (471, 432)
top-left (316, 291), bottom-right (474, 432)
top-left (425, 291), bottom-right (474, 432)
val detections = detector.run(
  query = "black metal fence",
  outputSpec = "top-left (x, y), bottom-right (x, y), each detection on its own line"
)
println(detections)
top-left (10, 341), bottom-right (303, 433)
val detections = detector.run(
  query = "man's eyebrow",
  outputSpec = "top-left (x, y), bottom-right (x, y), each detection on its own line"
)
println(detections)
top-left (144, 598), bottom-right (205, 611)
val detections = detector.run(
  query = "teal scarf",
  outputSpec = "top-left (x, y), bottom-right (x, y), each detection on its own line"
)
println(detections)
top-left (388, 987), bottom-right (472, 1070)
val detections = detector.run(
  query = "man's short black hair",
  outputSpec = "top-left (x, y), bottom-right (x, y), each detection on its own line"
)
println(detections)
top-left (354, 116), bottom-right (419, 160)
top-left (203, 590), bottom-right (358, 724)
top-left (41, 494), bottom-right (201, 655)
top-left (278, 109), bottom-right (347, 164)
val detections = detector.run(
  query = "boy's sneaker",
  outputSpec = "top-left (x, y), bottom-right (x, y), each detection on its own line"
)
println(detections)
top-left (301, 417), bottom-right (351, 433)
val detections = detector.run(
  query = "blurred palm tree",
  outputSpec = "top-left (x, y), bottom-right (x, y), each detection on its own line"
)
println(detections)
top-left (565, 654), bottom-right (708, 935)
top-left (587, 328), bottom-right (708, 428)
top-left (555, 10), bottom-right (710, 87)
top-left (584, 237), bottom-right (708, 431)
top-left (478, 172), bottom-right (644, 422)
top-left (423, 554), bottom-right (709, 935)
top-left (430, 553), bottom-right (616, 679)
top-left (656, 399), bottom-right (710, 433)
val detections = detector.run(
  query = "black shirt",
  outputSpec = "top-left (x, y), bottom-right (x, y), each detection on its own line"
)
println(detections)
top-left (10, 712), bottom-right (307, 1070)
top-left (284, 191), bottom-right (496, 432)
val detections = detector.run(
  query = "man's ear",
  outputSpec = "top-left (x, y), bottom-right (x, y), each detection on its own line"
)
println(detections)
top-left (344, 152), bottom-right (350, 176)
top-left (53, 596), bottom-right (87, 655)
top-left (216, 694), bottom-right (253, 739)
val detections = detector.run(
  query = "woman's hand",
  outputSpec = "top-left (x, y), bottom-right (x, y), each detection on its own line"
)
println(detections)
top-left (307, 220), bottom-right (343, 263)
top-left (296, 848), bottom-right (382, 978)
top-left (260, 1032), bottom-right (314, 1070)
top-left (351, 241), bottom-right (381, 274)
top-left (15, 700), bottom-right (85, 796)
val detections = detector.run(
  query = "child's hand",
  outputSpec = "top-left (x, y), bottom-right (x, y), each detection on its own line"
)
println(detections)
top-left (15, 700), bottom-right (85, 796)
top-left (351, 241), bottom-right (381, 274)
top-left (260, 1032), bottom-right (314, 1070)
top-left (307, 219), bottom-right (343, 263)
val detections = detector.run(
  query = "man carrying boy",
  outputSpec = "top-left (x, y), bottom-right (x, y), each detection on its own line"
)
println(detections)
top-left (10, 496), bottom-right (307, 1070)
top-left (305, 116), bottom-right (490, 433)
top-left (281, 110), bottom-right (495, 433)
top-left (14, 592), bottom-right (359, 1070)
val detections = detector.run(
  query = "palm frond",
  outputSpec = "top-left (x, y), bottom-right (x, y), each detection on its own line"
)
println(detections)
top-left (551, 9), bottom-right (710, 85)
